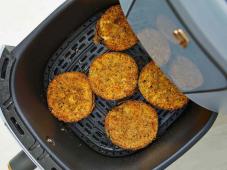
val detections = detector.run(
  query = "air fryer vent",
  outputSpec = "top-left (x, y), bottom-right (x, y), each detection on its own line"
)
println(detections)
top-left (44, 13), bottom-right (187, 157)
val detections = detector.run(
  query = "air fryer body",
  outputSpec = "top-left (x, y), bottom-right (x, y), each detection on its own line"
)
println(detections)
top-left (120, 0), bottom-right (227, 113)
top-left (0, 0), bottom-right (219, 169)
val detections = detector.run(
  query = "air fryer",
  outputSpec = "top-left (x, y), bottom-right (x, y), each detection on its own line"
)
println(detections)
top-left (0, 0), bottom-right (225, 169)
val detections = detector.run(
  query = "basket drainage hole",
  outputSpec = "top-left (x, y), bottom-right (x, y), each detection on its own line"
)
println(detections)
top-left (87, 29), bottom-right (94, 36)
top-left (51, 168), bottom-right (57, 170)
top-left (86, 123), bottom-right (92, 129)
top-left (62, 63), bottom-right (68, 69)
top-left (80, 55), bottom-right (87, 62)
top-left (78, 43), bottom-right (85, 50)
top-left (97, 47), bottom-right (104, 53)
top-left (88, 35), bottom-right (94, 41)
top-left (79, 36), bottom-right (86, 42)
top-left (89, 54), bottom-right (96, 61)
top-left (58, 59), bottom-right (64, 66)
top-left (72, 44), bottom-right (78, 51)
top-left (98, 121), bottom-right (104, 127)
top-left (54, 68), bottom-right (59, 75)
top-left (95, 132), bottom-right (102, 137)
top-left (78, 122), bottom-right (84, 127)
top-left (73, 65), bottom-right (79, 71)
top-left (90, 46), bottom-right (97, 53)
top-left (65, 51), bottom-right (71, 58)
top-left (96, 112), bottom-right (102, 118)
top-left (98, 101), bottom-right (105, 107)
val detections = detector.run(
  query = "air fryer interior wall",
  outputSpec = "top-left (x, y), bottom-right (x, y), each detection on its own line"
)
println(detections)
top-left (0, 0), bottom-right (216, 169)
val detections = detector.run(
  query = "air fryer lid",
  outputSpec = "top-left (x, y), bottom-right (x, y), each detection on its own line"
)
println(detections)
top-left (119, 0), bottom-right (227, 112)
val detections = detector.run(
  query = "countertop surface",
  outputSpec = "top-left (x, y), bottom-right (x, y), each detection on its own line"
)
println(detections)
top-left (0, 1), bottom-right (227, 170)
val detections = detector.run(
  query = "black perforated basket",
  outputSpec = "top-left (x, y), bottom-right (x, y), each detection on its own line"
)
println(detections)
top-left (43, 12), bottom-right (187, 157)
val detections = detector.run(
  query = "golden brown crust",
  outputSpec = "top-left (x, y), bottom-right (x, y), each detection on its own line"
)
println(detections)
top-left (94, 5), bottom-right (138, 51)
top-left (105, 100), bottom-right (158, 150)
top-left (139, 62), bottom-right (188, 110)
top-left (88, 52), bottom-right (138, 100)
top-left (47, 72), bottom-right (94, 122)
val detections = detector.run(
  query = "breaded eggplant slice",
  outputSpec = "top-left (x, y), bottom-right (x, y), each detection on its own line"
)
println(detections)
top-left (89, 52), bottom-right (138, 100)
top-left (94, 5), bottom-right (138, 51)
top-left (47, 72), bottom-right (94, 122)
top-left (139, 62), bottom-right (188, 110)
top-left (105, 100), bottom-right (158, 150)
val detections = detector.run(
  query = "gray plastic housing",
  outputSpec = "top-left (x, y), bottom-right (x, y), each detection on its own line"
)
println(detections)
top-left (119, 0), bottom-right (227, 113)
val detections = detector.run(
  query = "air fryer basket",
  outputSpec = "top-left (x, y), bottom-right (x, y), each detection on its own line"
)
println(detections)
top-left (0, 0), bottom-right (217, 170)
top-left (43, 11), bottom-right (188, 157)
